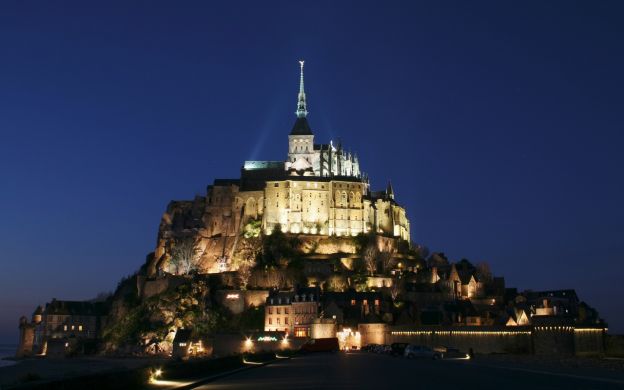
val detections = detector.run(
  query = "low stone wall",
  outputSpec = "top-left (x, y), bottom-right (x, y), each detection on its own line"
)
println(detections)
top-left (211, 333), bottom-right (305, 356)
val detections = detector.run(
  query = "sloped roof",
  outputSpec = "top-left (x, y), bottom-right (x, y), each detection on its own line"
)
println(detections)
top-left (290, 117), bottom-right (313, 135)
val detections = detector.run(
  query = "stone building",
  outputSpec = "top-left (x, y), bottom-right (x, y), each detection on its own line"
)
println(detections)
top-left (17, 299), bottom-right (107, 357)
top-left (264, 288), bottom-right (320, 337)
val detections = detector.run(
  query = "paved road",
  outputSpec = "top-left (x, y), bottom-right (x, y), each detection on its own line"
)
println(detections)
top-left (193, 352), bottom-right (624, 390)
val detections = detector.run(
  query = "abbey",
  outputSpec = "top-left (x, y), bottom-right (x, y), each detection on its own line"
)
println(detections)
top-left (233, 62), bottom-right (408, 238)
top-left (152, 62), bottom-right (410, 274)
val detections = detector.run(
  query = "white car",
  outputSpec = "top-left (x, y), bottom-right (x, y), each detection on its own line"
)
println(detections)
top-left (404, 345), bottom-right (441, 359)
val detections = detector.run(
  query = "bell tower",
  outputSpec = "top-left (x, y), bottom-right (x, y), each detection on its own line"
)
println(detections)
top-left (288, 60), bottom-right (315, 172)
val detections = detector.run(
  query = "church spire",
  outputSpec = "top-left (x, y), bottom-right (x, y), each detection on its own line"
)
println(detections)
top-left (386, 181), bottom-right (395, 200)
top-left (296, 60), bottom-right (308, 118)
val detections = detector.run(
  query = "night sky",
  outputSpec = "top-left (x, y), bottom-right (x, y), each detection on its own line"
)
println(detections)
top-left (1, 1), bottom-right (623, 344)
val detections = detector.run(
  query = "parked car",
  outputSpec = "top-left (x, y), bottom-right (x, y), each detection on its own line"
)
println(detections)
top-left (404, 345), bottom-right (441, 359)
top-left (390, 343), bottom-right (409, 356)
top-left (377, 344), bottom-right (392, 354)
top-left (433, 346), bottom-right (470, 359)
top-left (300, 338), bottom-right (340, 353)
top-left (362, 344), bottom-right (376, 352)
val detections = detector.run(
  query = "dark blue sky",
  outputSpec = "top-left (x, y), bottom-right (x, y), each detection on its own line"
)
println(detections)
top-left (1, 1), bottom-right (623, 343)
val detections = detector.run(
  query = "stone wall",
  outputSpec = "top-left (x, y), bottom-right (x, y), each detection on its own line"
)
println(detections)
top-left (358, 323), bottom-right (388, 346)
top-left (214, 289), bottom-right (269, 315)
top-left (574, 328), bottom-right (605, 357)
top-left (311, 320), bottom-right (337, 339)
top-left (363, 325), bottom-right (607, 356)
top-left (389, 327), bottom-right (532, 354)
top-left (141, 275), bottom-right (190, 299)
top-left (211, 333), bottom-right (305, 356)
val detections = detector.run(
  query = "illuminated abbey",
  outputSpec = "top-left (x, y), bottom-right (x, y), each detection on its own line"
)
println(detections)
top-left (151, 62), bottom-right (410, 274)
top-left (233, 61), bottom-right (408, 239)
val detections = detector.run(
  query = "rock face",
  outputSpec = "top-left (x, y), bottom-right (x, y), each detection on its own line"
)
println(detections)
top-left (148, 189), bottom-right (245, 276)
top-left (147, 188), bottom-right (408, 278)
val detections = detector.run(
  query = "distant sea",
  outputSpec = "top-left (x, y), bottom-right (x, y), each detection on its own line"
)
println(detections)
top-left (0, 345), bottom-right (17, 368)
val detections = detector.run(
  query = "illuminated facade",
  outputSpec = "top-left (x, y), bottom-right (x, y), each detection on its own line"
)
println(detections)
top-left (219, 62), bottom-right (410, 240)
top-left (264, 289), bottom-right (319, 337)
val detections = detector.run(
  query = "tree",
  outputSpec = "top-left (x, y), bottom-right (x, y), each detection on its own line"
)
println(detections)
top-left (169, 236), bottom-right (200, 275)
top-left (243, 219), bottom-right (262, 239)
top-left (260, 224), bottom-right (300, 268)
top-left (391, 276), bottom-right (404, 302)
top-left (363, 244), bottom-right (378, 276)
top-left (379, 250), bottom-right (396, 274)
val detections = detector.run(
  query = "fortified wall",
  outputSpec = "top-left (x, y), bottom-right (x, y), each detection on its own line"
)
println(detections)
top-left (357, 323), bottom-right (606, 356)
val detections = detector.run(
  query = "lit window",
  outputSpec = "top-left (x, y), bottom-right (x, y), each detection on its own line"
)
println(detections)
top-left (375, 299), bottom-right (380, 306)
top-left (71, 325), bottom-right (75, 330)
top-left (78, 325), bottom-right (83, 331)
top-left (351, 299), bottom-right (356, 306)
top-left (64, 325), bottom-right (68, 331)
